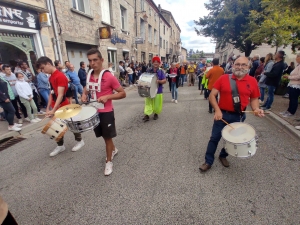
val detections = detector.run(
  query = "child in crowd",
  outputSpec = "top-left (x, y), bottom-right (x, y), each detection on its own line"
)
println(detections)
top-left (15, 72), bottom-right (41, 123)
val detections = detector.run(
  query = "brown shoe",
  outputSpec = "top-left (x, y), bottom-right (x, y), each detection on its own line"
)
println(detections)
top-left (199, 163), bottom-right (211, 172)
top-left (219, 157), bottom-right (229, 167)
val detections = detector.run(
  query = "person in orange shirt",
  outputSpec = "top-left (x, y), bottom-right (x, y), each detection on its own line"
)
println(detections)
top-left (206, 58), bottom-right (224, 113)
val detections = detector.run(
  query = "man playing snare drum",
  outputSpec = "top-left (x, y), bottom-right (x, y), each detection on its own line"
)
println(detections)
top-left (81, 49), bottom-right (126, 176)
top-left (36, 57), bottom-right (85, 157)
top-left (199, 57), bottom-right (264, 172)
top-left (143, 56), bottom-right (166, 122)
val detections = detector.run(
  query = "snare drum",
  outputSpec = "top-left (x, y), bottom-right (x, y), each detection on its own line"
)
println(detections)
top-left (222, 122), bottom-right (258, 158)
top-left (137, 73), bottom-right (157, 98)
top-left (65, 106), bottom-right (100, 133)
top-left (41, 118), bottom-right (68, 142)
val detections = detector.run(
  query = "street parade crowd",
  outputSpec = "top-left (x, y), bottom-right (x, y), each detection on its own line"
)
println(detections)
top-left (0, 49), bottom-right (300, 224)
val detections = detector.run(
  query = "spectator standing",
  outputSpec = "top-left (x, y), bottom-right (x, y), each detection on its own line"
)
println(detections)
top-left (0, 62), bottom-right (5, 77)
top-left (37, 68), bottom-right (50, 107)
top-left (262, 51), bottom-right (286, 110)
top-left (249, 54), bottom-right (260, 77)
top-left (2, 64), bottom-right (29, 124)
top-left (258, 53), bottom-right (274, 104)
top-left (119, 61), bottom-right (126, 86)
top-left (0, 75), bottom-right (22, 131)
top-left (254, 57), bottom-right (265, 81)
top-left (126, 62), bottom-right (134, 87)
top-left (169, 63), bottom-right (179, 103)
top-left (178, 63), bottom-right (187, 87)
top-left (142, 62), bottom-right (147, 73)
top-left (15, 72), bottom-right (41, 123)
top-left (187, 61), bottom-right (196, 86)
top-left (285, 62), bottom-right (295, 75)
top-left (205, 58), bottom-right (224, 113)
top-left (78, 61), bottom-right (87, 88)
top-left (66, 64), bottom-right (83, 104)
top-left (280, 54), bottom-right (300, 117)
top-left (197, 59), bottom-right (206, 93)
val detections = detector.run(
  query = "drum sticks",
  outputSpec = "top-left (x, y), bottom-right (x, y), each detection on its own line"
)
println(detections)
top-left (242, 111), bottom-right (270, 114)
top-left (221, 119), bottom-right (235, 129)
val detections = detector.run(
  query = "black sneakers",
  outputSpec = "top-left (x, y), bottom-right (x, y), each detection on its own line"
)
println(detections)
top-left (153, 114), bottom-right (158, 120)
top-left (143, 115), bottom-right (149, 122)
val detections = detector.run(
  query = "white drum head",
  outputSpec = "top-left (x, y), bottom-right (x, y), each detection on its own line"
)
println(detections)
top-left (222, 122), bottom-right (256, 144)
top-left (68, 107), bottom-right (97, 121)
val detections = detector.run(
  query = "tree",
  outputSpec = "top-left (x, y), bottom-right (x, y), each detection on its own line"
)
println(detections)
top-left (194, 0), bottom-right (263, 57)
top-left (249, 0), bottom-right (300, 52)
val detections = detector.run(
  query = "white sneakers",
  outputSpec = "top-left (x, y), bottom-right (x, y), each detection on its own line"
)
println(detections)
top-left (8, 124), bottom-right (22, 131)
top-left (171, 99), bottom-right (175, 103)
top-left (50, 140), bottom-right (84, 157)
top-left (175, 100), bottom-right (178, 104)
top-left (35, 118), bottom-right (42, 122)
top-left (282, 111), bottom-right (293, 118)
top-left (72, 140), bottom-right (85, 152)
top-left (14, 123), bottom-right (22, 127)
top-left (112, 148), bottom-right (118, 160)
top-left (24, 117), bottom-right (31, 122)
top-left (50, 145), bottom-right (66, 157)
top-left (30, 119), bottom-right (39, 123)
top-left (295, 126), bottom-right (300, 130)
top-left (105, 162), bottom-right (113, 176)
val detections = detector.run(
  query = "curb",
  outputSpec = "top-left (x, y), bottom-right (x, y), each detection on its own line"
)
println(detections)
top-left (265, 111), bottom-right (300, 139)
top-left (0, 118), bottom-right (50, 141)
top-left (0, 86), bottom-right (136, 141)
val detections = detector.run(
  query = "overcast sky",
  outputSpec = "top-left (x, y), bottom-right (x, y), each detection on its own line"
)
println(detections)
top-left (154, 0), bottom-right (216, 53)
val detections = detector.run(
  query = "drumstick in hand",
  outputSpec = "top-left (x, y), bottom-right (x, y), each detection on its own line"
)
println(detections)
top-left (221, 119), bottom-right (235, 129)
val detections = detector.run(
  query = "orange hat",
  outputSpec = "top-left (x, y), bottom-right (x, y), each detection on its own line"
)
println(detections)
top-left (152, 56), bottom-right (161, 63)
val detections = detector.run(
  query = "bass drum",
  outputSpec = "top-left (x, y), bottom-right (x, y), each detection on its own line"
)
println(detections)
top-left (137, 73), bottom-right (157, 98)
top-left (222, 122), bottom-right (258, 158)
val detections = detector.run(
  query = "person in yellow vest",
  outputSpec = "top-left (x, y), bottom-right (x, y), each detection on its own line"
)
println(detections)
top-left (187, 61), bottom-right (197, 86)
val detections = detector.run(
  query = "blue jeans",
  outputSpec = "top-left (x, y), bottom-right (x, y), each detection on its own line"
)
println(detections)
top-left (171, 82), bottom-right (178, 100)
top-left (128, 74), bottom-right (134, 85)
top-left (264, 85), bottom-right (276, 109)
top-left (73, 84), bottom-right (83, 104)
top-left (260, 87), bottom-right (266, 102)
top-left (180, 75), bottom-right (185, 86)
top-left (0, 101), bottom-right (15, 126)
top-left (288, 87), bottom-right (300, 114)
top-left (205, 111), bottom-right (241, 165)
top-left (39, 89), bottom-right (50, 107)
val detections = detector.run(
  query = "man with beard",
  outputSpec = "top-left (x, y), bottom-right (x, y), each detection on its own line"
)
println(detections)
top-left (199, 57), bottom-right (264, 172)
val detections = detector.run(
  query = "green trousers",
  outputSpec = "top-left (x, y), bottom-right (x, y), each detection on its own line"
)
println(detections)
top-left (144, 94), bottom-right (163, 116)
top-left (20, 97), bottom-right (37, 120)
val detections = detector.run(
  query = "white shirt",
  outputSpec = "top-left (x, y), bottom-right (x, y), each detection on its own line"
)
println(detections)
top-left (15, 80), bottom-right (33, 100)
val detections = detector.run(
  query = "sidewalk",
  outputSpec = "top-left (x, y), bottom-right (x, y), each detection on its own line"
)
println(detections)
top-left (0, 86), bottom-right (136, 141)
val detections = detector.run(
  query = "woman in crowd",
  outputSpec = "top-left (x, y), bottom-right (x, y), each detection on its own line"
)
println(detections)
top-left (254, 57), bottom-right (265, 81)
top-left (258, 53), bottom-right (274, 104)
top-left (280, 54), bottom-right (300, 118)
top-left (285, 62), bottom-right (295, 75)
top-left (169, 63), bottom-right (179, 103)
top-left (15, 72), bottom-right (41, 123)
top-left (126, 62), bottom-right (134, 87)
top-left (0, 76), bottom-right (22, 131)
top-left (37, 68), bottom-right (50, 107)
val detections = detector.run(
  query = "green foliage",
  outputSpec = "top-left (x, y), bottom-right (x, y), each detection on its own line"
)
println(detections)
top-left (249, 0), bottom-right (300, 52)
top-left (194, 0), bottom-right (263, 56)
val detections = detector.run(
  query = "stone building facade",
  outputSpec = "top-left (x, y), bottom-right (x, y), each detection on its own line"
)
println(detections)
top-left (0, 0), bottom-right (55, 74)
top-left (161, 9), bottom-right (181, 62)
top-left (53, 0), bottom-right (135, 73)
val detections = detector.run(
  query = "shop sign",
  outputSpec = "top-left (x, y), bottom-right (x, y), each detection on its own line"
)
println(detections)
top-left (99, 27), bottom-right (111, 39)
top-left (135, 37), bottom-right (144, 44)
top-left (0, 3), bottom-right (40, 30)
top-left (111, 34), bottom-right (126, 45)
top-left (39, 13), bottom-right (51, 27)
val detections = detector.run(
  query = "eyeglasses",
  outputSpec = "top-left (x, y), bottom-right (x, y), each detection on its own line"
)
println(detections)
top-left (234, 63), bottom-right (248, 68)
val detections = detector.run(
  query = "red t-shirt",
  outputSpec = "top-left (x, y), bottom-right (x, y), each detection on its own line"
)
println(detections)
top-left (169, 68), bottom-right (178, 82)
top-left (213, 74), bottom-right (260, 112)
top-left (49, 70), bottom-right (69, 108)
top-left (89, 71), bottom-right (121, 113)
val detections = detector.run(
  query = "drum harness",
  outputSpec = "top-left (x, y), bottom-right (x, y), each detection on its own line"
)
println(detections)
top-left (229, 74), bottom-right (246, 116)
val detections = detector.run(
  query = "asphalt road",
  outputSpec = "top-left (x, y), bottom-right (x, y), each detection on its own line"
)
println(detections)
top-left (0, 85), bottom-right (300, 225)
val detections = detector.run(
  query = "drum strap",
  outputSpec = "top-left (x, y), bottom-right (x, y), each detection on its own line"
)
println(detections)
top-left (229, 74), bottom-right (241, 114)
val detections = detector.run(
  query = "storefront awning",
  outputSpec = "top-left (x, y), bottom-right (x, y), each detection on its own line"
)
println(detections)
top-left (1, 0), bottom-right (49, 13)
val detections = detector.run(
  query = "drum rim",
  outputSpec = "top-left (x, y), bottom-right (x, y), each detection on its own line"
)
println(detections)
top-left (67, 114), bottom-right (100, 133)
top-left (221, 122), bottom-right (256, 144)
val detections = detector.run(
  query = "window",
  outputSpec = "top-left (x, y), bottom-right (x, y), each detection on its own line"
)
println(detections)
top-left (140, 19), bottom-right (145, 40)
top-left (141, 0), bottom-right (145, 11)
top-left (163, 25), bottom-right (165, 35)
top-left (72, 0), bottom-right (90, 14)
top-left (166, 41), bottom-right (168, 50)
top-left (154, 29), bottom-right (157, 45)
top-left (101, 0), bottom-right (111, 24)
top-left (107, 50), bottom-right (116, 72)
top-left (149, 8), bottom-right (152, 16)
top-left (159, 37), bottom-right (162, 48)
top-left (148, 25), bottom-right (152, 43)
top-left (163, 40), bottom-right (165, 49)
top-left (120, 6), bottom-right (127, 30)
